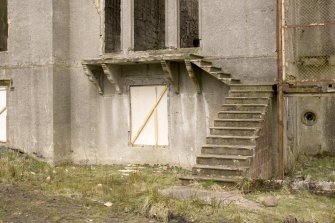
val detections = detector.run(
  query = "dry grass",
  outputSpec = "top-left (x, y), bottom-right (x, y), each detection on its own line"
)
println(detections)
top-left (0, 148), bottom-right (334, 223)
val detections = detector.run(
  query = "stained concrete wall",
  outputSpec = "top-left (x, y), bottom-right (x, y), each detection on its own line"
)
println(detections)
top-left (284, 95), bottom-right (335, 172)
top-left (0, 0), bottom-right (72, 163)
top-left (200, 0), bottom-right (277, 83)
top-left (70, 63), bottom-right (227, 167)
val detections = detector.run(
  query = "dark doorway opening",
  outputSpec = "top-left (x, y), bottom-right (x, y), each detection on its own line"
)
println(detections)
top-left (105, 0), bottom-right (121, 53)
top-left (134, 0), bottom-right (165, 51)
top-left (180, 0), bottom-right (199, 48)
top-left (0, 0), bottom-right (8, 51)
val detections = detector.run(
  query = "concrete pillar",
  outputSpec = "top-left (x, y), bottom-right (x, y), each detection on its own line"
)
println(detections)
top-left (166, 0), bottom-right (179, 48)
top-left (121, 0), bottom-right (133, 52)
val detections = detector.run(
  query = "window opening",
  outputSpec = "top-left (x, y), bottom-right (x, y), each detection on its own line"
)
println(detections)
top-left (134, 0), bottom-right (165, 51)
top-left (0, 88), bottom-right (6, 142)
top-left (105, 0), bottom-right (121, 53)
top-left (0, 0), bottom-right (8, 51)
top-left (180, 0), bottom-right (199, 48)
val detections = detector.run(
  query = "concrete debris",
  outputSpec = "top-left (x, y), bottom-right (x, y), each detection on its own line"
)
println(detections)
top-left (159, 186), bottom-right (262, 210)
top-left (261, 196), bottom-right (278, 207)
top-left (104, 202), bottom-right (113, 207)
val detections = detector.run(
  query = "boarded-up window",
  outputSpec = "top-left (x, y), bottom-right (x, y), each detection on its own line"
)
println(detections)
top-left (130, 85), bottom-right (168, 146)
top-left (105, 0), bottom-right (121, 53)
top-left (134, 0), bottom-right (165, 51)
top-left (180, 0), bottom-right (199, 48)
top-left (0, 88), bottom-right (6, 142)
top-left (0, 0), bottom-right (8, 51)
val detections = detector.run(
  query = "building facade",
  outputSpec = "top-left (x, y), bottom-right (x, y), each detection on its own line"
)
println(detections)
top-left (0, 0), bottom-right (334, 180)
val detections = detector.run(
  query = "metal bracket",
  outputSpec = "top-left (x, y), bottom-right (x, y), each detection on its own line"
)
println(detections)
top-left (101, 63), bottom-right (122, 94)
top-left (185, 59), bottom-right (201, 93)
top-left (82, 64), bottom-right (104, 95)
top-left (160, 60), bottom-right (179, 94)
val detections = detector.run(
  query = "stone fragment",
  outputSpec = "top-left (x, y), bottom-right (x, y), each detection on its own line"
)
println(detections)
top-left (262, 196), bottom-right (278, 207)
top-left (104, 202), bottom-right (113, 207)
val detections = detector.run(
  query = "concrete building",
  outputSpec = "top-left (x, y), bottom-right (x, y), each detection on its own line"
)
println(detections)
top-left (0, 0), bottom-right (334, 181)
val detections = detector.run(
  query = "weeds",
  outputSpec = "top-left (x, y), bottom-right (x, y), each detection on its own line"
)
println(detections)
top-left (0, 148), bottom-right (334, 223)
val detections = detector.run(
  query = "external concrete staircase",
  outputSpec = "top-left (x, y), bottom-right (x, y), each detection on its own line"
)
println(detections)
top-left (186, 55), bottom-right (240, 85)
top-left (181, 55), bottom-right (274, 183)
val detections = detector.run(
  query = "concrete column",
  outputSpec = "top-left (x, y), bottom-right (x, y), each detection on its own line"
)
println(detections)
top-left (121, 0), bottom-right (133, 52)
top-left (166, 0), bottom-right (179, 48)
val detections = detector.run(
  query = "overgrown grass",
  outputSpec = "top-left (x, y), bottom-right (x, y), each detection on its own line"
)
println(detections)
top-left (0, 149), bottom-right (334, 223)
top-left (292, 153), bottom-right (335, 181)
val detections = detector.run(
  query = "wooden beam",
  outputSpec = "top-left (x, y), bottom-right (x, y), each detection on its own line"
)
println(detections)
top-left (185, 59), bottom-right (201, 93)
top-left (160, 60), bottom-right (179, 94)
top-left (101, 63), bottom-right (122, 94)
top-left (82, 64), bottom-right (104, 95)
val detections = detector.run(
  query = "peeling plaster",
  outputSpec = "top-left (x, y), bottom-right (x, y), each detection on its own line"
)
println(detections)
top-left (91, 0), bottom-right (101, 14)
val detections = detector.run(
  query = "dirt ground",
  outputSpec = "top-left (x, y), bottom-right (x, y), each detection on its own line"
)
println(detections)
top-left (0, 149), bottom-right (334, 223)
top-left (0, 184), bottom-right (150, 223)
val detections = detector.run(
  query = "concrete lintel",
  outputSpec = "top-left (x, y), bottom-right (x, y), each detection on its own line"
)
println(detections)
top-left (160, 60), bottom-right (179, 94)
top-left (82, 64), bottom-right (104, 95)
top-left (0, 79), bottom-right (14, 90)
top-left (185, 59), bottom-right (201, 94)
top-left (101, 63), bottom-right (122, 94)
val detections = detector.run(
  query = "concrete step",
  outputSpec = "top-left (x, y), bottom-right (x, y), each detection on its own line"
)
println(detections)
top-left (210, 127), bottom-right (260, 136)
top-left (196, 154), bottom-right (252, 167)
top-left (190, 54), bottom-right (204, 59)
top-left (218, 111), bottom-right (264, 119)
top-left (189, 59), bottom-right (212, 67)
top-left (210, 71), bottom-right (231, 79)
top-left (180, 175), bottom-right (242, 183)
top-left (202, 144), bottom-right (255, 156)
top-left (229, 90), bottom-right (274, 97)
top-left (225, 97), bottom-right (270, 105)
top-left (206, 135), bottom-right (257, 145)
top-left (192, 164), bottom-right (247, 177)
top-left (214, 119), bottom-right (264, 127)
top-left (220, 78), bottom-right (240, 85)
top-left (201, 66), bottom-right (222, 72)
top-left (230, 84), bottom-right (274, 91)
top-left (221, 104), bottom-right (268, 112)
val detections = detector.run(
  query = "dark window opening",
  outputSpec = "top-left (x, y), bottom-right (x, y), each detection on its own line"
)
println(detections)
top-left (180, 0), bottom-right (199, 48)
top-left (105, 0), bottom-right (121, 53)
top-left (134, 0), bottom-right (165, 51)
top-left (0, 0), bottom-right (8, 51)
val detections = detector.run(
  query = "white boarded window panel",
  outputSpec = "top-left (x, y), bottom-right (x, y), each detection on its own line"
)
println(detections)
top-left (130, 85), bottom-right (168, 146)
top-left (0, 89), bottom-right (6, 142)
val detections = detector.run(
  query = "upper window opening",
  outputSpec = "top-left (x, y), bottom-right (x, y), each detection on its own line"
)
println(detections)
top-left (134, 0), bottom-right (165, 51)
top-left (105, 0), bottom-right (121, 53)
top-left (180, 0), bottom-right (199, 48)
top-left (0, 0), bottom-right (8, 51)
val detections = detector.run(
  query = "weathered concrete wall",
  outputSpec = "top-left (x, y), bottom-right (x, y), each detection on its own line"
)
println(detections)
top-left (0, 0), bottom-right (54, 161)
top-left (0, 0), bottom-right (72, 163)
top-left (284, 95), bottom-right (335, 172)
top-left (70, 63), bottom-right (228, 167)
top-left (200, 0), bottom-right (277, 83)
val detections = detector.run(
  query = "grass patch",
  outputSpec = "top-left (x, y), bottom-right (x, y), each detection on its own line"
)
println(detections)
top-left (292, 153), bottom-right (335, 181)
top-left (0, 148), bottom-right (334, 223)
